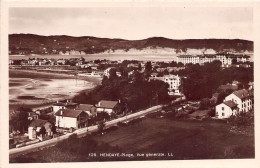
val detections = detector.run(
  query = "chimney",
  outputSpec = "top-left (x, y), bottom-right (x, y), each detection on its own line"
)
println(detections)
top-left (57, 100), bottom-right (59, 103)
top-left (61, 110), bottom-right (63, 116)
top-left (118, 99), bottom-right (121, 104)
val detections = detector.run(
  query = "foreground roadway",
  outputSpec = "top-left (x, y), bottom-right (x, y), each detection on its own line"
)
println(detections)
top-left (9, 105), bottom-right (162, 158)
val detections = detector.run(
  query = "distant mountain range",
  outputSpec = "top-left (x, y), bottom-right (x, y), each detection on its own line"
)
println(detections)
top-left (9, 34), bottom-right (253, 55)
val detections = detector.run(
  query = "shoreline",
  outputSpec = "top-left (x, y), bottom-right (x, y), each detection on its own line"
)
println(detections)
top-left (9, 69), bottom-right (101, 110)
top-left (9, 69), bottom-right (101, 85)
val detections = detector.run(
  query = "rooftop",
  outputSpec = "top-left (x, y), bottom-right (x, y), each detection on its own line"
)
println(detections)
top-left (55, 109), bottom-right (84, 118)
top-left (29, 119), bottom-right (50, 128)
top-left (97, 100), bottom-right (118, 109)
top-left (177, 54), bottom-right (250, 58)
top-left (53, 102), bottom-right (78, 107)
top-left (223, 100), bottom-right (238, 108)
top-left (218, 84), bottom-right (238, 91)
top-left (77, 104), bottom-right (94, 111)
top-left (233, 89), bottom-right (253, 99)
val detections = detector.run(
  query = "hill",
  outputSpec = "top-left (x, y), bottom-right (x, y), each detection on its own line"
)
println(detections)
top-left (9, 34), bottom-right (253, 55)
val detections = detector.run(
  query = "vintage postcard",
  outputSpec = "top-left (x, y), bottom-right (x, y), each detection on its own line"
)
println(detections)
top-left (1, 1), bottom-right (260, 168)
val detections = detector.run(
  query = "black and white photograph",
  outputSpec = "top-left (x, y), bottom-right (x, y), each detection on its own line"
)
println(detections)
top-left (1, 1), bottom-right (260, 167)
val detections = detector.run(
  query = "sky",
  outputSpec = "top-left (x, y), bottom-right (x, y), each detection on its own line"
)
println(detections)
top-left (9, 7), bottom-right (253, 41)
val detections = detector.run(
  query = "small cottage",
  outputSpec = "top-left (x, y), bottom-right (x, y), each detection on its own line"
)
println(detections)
top-left (28, 119), bottom-right (53, 140)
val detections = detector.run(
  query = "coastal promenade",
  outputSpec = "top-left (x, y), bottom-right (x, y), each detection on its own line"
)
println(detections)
top-left (9, 105), bottom-right (162, 157)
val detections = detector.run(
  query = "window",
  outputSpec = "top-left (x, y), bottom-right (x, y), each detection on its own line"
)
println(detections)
top-left (222, 107), bottom-right (224, 111)
top-left (222, 113), bottom-right (225, 116)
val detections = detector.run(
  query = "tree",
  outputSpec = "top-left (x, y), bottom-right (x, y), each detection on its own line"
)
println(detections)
top-left (232, 58), bottom-right (237, 65)
top-left (163, 69), bottom-right (169, 75)
top-left (208, 108), bottom-right (215, 117)
top-left (51, 125), bottom-right (57, 135)
top-left (216, 90), bottom-right (233, 105)
top-left (97, 121), bottom-right (105, 133)
top-left (199, 98), bottom-right (213, 110)
top-left (131, 71), bottom-right (143, 82)
top-left (145, 61), bottom-right (152, 72)
top-left (138, 63), bottom-right (142, 71)
top-left (39, 126), bottom-right (46, 137)
top-left (109, 68), bottom-right (117, 79)
top-left (96, 112), bottom-right (110, 121)
top-left (10, 107), bottom-right (31, 133)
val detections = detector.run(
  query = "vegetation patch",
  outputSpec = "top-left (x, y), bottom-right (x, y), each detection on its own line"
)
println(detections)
top-left (17, 96), bottom-right (46, 100)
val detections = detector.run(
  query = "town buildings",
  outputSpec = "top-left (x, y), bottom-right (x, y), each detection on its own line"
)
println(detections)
top-left (215, 89), bottom-right (254, 119)
top-left (225, 89), bottom-right (254, 112)
top-left (177, 54), bottom-right (250, 66)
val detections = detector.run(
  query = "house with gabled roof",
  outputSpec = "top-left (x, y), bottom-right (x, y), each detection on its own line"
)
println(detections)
top-left (52, 100), bottom-right (79, 113)
top-left (225, 89), bottom-right (254, 112)
top-left (28, 119), bottom-right (53, 140)
top-left (215, 100), bottom-right (239, 119)
top-left (55, 109), bottom-right (88, 129)
top-left (76, 104), bottom-right (97, 117)
top-left (96, 100), bottom-right (119, 115)
top-left (215, 89), bottom-right (254, 119)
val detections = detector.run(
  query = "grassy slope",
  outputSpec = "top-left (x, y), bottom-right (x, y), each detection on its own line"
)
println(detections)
top-left (93, 118), bottom-right (254, 159)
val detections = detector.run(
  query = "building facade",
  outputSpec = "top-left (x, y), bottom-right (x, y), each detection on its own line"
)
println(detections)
top-left (215, 101), bottom-right (239, 119)
top-left (104, 68), bottom-right (113, 78)
top-left (163, 75), bottom-right (182, 95)
top-left (55, 109), bottom-right (88, 129)
top-left (28, 119), bottom-right (53, 140)
top-left (225, 89), bottom-right (254, 112)
top-left (177, 54), bottom-right (250, 66)
top-left (76, 104), bottom-right (97, 118)
top-left (96, 100), bottom-right (119, 115)
top-left (215, 89), bottom-right (254, 119)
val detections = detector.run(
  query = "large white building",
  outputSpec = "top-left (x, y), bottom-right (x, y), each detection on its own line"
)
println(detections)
top-left (149, 74), bottom-right (182, 96)
top-left (215, 89), bottom-right (254, 119)
top-left (177, 54), bottom-right (250, 66)
top-left (163, 75), bottom-right (182, 96)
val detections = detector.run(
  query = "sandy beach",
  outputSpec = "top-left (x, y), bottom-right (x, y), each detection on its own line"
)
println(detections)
top-left (9, 69), bottom-right (101, 110)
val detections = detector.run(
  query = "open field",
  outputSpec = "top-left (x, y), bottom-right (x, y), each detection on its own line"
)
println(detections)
top-left (10, 117), bottom-right (254, 162)
top-left (93, 118), bottom-right (254, 159)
